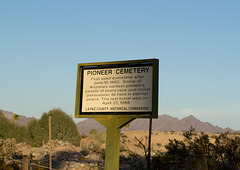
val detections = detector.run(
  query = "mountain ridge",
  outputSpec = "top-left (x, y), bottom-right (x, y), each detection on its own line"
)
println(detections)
top-left (77, 114), bottom-right (240, 135)
top-left (1, 109), bottom-right (239, 135)
top-left (0, 109), bottom-right (35, 126)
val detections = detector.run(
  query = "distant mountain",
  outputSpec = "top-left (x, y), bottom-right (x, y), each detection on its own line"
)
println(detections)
top-left (1, 109), bottom-right (239, 135)
top-left (77, 118), bottom-right (106, 136)
top-left (1, 109), bottom-right (34, 126)
top-left (77, 114), bottom-right (239, 136)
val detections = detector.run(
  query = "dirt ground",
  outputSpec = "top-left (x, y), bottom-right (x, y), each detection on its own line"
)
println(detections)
top-left (3, 131), bottom-right (240, 169)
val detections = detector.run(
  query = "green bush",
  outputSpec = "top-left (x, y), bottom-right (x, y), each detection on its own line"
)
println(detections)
top-left (1, 109), bottom-right (81, 147)
top-left (0, 111), bottom-right (29, 143)
top-left (28, 108), bottom-right (81, 146)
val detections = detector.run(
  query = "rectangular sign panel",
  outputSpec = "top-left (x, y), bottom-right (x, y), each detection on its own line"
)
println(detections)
top-left (82, 66), bottom-right (153, 112)
top-left (75, 59), bottom-right (159, 118)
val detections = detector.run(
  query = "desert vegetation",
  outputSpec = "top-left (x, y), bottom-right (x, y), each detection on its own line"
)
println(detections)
top-left (152, 129), bottom-right (240, 169)
top-left (0, 109), bottom-right (81, 146)
top-left (1, 109), bottom-right (240, 169)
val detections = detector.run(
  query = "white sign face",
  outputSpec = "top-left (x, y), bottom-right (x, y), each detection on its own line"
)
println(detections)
top-left (81, 66), bottom-right (153, 113)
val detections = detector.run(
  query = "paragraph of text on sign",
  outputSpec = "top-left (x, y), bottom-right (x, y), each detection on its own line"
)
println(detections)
top-left (82, 66), bottom-right (153, 112)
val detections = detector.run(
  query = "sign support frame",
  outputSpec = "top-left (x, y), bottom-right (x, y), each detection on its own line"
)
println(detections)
top-left (95, 117), bottom-right (135, 170)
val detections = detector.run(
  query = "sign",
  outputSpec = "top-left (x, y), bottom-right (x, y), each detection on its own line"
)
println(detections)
top-left (75, 59), bottom-right (159, 118)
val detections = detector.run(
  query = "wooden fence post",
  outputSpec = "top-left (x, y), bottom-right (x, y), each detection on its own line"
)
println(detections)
top-left (22, 155), bottom-right (29, 170)
top-left (49, 116), bottom-right (52, 170)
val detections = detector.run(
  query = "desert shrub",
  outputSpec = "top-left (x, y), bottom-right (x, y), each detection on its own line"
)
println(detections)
top-left (89, 129), bottom-right (98, 136)
top-left (80, 132), bottom-right (106, 160)
top-left (0, 111), bottom-right (14, 140)
top-left (0, 111), bottom-right (30, 143)
top-left (120, 151), bottom-right (146, 170)
top-left (88, 134), bottom-right (105, 151)
top-left (152, 152), bottom-right (172, 170)
top-left (27, 108), bottom-right (81, 146)
top-left (152, 129), bottom-right (240, 169)
top-left (214, 133), bottom-right (240, 168)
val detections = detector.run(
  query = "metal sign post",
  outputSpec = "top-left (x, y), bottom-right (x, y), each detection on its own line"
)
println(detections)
top-left (75, 59), bottom-right (159, 169)
top-left (95, 117), bottom-right (134, 169)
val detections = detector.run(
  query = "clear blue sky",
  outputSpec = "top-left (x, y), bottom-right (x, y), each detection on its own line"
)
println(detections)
top-left (1, 1), bottom-right (240, 130)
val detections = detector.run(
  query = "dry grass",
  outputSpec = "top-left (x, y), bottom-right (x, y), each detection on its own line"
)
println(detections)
top-left (80, 130), bottom-right (240, 156)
